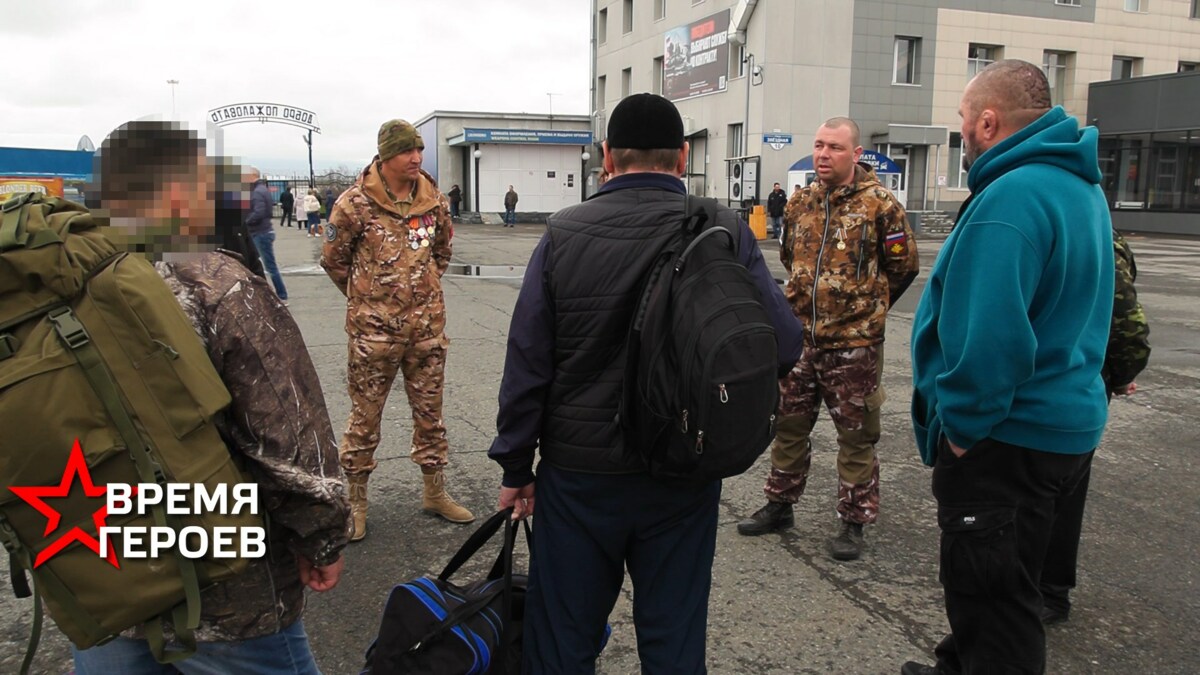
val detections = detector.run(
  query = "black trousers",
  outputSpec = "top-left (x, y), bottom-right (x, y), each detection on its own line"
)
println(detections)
top-left (931, 437), bottom-right (1093, 675)
top-left (1038, 463), bottom-right (1092, 614)
top-left (280, 208), bottom-right (293, 227)
top-left (523, 462), bottom-right (720, 675)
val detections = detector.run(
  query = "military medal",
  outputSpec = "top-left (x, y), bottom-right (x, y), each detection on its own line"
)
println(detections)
top-left (836, 226), bottom-right (847, 250)
top-left (837, 239), bottom-right (847, 251)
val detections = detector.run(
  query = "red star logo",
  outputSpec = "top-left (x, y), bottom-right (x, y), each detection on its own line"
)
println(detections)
top-left (8, 439), bottom-right (119, 569)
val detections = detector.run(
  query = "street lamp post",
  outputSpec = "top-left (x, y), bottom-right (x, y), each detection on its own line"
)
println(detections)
top-left (303, 131), bottom-right (315, 188)
top-left (166, 79), bottom-right (179, 119)
top-left (580, 150), bottom-right (591, 202)
top-left (473, 146), bottom-right (482, 213)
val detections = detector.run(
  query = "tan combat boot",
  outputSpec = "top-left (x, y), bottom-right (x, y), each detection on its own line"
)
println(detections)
top-left (421, 467), bottom-right (475, 523)
top-left (348, 474), bottom-right (369, 542)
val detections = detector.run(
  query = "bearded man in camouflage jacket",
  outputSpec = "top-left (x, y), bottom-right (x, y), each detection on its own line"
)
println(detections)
top-left (321, 119), bottom-right (474, 542)
top-left (738, 117), bottom-right (919, 562)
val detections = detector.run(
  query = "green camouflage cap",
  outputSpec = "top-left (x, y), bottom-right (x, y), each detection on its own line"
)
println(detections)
top-left (377, 119), bottom-right (424, 161)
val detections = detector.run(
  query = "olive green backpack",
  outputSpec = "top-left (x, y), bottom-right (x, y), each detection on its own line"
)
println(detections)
top-left (0, 193), bottom-right (263, 670)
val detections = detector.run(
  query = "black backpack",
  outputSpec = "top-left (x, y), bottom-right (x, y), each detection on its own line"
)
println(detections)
top-left (621, 196), bottom-right (779, 483)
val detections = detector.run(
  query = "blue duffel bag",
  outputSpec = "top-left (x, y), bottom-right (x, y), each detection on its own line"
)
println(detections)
top-left (362, 509), bottom-right (529, 675)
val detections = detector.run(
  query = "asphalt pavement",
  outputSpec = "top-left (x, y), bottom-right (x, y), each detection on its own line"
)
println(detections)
top-left (2, 220), bottom-right (1197, 674)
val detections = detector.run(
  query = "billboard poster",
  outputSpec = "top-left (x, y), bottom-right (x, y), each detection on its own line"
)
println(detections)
top-left (663, 9), bottom-right (731, 103)
top-left (0, 177), bottom-right (64, 203)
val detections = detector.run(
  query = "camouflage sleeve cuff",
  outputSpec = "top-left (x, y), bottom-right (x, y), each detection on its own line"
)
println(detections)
top-left (295, 535), bottom-right (347, 568)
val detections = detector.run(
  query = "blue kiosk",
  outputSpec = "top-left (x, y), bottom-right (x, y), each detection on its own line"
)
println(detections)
top-left (786, 149), bottom-right (906, 205)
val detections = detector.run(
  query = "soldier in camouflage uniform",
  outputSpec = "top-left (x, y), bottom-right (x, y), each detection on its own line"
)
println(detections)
top-left (1039, 228), bottom-right (1150, 624)
top-left (321, 119), bottom-right (474, 542)
top-left (76, 120), bottom-right (349, 673)
top-left (738, 117), bottom-right (919, 562)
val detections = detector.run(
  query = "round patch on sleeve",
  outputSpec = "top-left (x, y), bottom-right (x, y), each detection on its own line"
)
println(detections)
top-left (324, 223), bottom-right (337, 242)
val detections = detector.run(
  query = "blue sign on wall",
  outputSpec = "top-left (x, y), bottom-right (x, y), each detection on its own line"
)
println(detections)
top-left (463, 128), bottom-right (593, 145)
top-left (763, 133), bottom-right (792, 145)
top-left (0, 147), bottom-right (94, 179)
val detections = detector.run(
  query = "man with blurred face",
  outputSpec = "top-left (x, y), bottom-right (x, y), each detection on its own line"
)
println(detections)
top-left (74, 120), bottom-right (349, 675)
top-left (322, 119), bottom-right (473, 542)
top-left (738, 117), bottom-right (919, 563)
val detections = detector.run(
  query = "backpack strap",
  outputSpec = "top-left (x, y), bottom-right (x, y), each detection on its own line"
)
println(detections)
top-left (0, 514), bottom-right (108, 675)
top-left (681, 195), bottom-right (738, 257)
top-left (44, 304), bottom-right (204, 663)
top-left (0, 193), bottom-right (64, 253)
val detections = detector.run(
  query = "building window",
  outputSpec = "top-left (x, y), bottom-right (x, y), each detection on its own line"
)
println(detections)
top-left (1193, 0), bottom-right (1199, 18)
top-left (1124, 0), bottom-right (1143, 10)
top-left (652, 56), bottom-right (664, 94)
top-left (731, 44), bottom-right (746, 79)
top-left (1098, 132), bottom-right (1200, 212)
top-left (948, 133), bottom-right (969, 188)
top-left (1181, 61), bottom-right (1200, 72)
top-left (1112, 56), bottom-right (1141, 80)
top-left (598, 8), bottom-right (607, 44)
top-left (597, 75), bottom-right (607, 110)
top-left (654, 0), bottom-right (665, 20)
top-left (967, 44), bottom-right (999, 80)
top-left (729, 123), bottom-right (744, 158)
top-left (623, 0), bottom-right (634, 34)
top-left (621, 68), bottom-right (632, 98)
top-left (1042, 50), bottom-right (1072, 106)
top-left (894, 37), bottom-right (920, 85)
top-left (1056, 0), bottom-right (1081, 6)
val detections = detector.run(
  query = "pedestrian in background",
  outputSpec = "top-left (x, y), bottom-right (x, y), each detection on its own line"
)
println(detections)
top-left (503, 185), bottom-right (518, 227)
top-left (280, 186), bottom-right (295, 228)
top-left (305, 189), bottom-right (321, 238)
top-left (767, 181), bottom-right (787, 239)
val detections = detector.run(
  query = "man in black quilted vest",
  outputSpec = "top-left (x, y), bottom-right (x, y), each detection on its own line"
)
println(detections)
top-left (488, 94), bottom-right (803, 673)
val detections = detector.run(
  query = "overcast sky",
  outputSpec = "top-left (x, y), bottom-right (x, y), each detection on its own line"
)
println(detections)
top-left (1, 0), bottom-right (591, 175)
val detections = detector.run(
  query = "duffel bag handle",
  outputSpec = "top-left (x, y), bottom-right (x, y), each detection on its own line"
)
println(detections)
top-left (439, 508), bottom-right (522, 582)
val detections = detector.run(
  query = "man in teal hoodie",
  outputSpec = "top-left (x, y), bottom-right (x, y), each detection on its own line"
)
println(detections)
top-left (903, 60), bottom-right (1114, 675)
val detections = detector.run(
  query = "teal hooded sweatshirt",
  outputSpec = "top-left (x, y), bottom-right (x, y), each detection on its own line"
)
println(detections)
top-left (910, 107), bottom-right (1114, 466)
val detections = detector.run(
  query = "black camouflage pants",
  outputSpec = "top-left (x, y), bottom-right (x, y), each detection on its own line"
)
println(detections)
top-left (764, 343), bottom-right (884, 524)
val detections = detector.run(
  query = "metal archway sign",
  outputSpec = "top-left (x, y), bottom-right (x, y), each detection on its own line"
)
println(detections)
top-left (207, 103), bottom-right (320, 133)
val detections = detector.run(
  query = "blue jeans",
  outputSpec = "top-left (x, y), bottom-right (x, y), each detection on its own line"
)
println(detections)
top-left (250, 230), bottom-right (287, 300)
top-left (307, 212), bottom-right (320, 236)
top-left (769, 215), bottom-right (784, 237)
top-left (504, 209), bottom-right (516, 226)
top-left (73, 620), bottom-right (320, 675)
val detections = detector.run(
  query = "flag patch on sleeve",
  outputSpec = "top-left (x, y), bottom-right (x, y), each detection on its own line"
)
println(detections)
top-left (886, 231), bottom-right (907, 256)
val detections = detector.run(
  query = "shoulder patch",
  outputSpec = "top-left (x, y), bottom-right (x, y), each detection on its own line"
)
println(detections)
top-left (324, 223), bottom-right (337, 242)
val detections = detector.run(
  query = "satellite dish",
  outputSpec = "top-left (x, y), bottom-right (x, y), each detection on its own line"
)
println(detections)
top-left (77, 135), bottom-right (95, 152)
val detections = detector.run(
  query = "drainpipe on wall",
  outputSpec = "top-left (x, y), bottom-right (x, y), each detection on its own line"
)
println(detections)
top-left (728, 0), bottom-right (759, 180)
top-left (728, 0), bottom-right (759, 46)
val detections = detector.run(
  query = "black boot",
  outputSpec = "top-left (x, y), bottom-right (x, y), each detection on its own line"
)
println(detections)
top-left (829, 521), bottom-right (865, 561)
top-left (900, 662), bottom-right (938, 675)
top-left (736, 501), bottom-right (794, 536)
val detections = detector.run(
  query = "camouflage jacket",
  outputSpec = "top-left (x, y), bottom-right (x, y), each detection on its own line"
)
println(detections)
top-left (780, 165), bottom-right (919, 348)
top-left (1104, 230), bottom-right (1151, 390)
top-left (321, 161), bottom-right (452, 341)
top-left (142, 251), bottom-right (350, 642)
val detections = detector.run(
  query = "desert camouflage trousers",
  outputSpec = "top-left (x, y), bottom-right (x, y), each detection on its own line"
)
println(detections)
top-left (339, 333), bottom-right (450, 476)
top-left (764, 343), bottom-right (885, 524)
